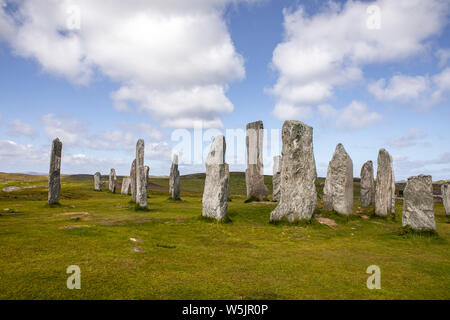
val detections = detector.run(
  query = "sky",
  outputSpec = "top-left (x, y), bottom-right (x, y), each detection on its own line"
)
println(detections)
top-left (0, 0), bottom-right (449, 181)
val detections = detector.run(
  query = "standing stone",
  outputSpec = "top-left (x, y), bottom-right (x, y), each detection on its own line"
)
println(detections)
top-left (48, 138), bottom-right (62, 205)
top-left (169, 154), bottom-right (180, 200)
top-left (441, 183), bottom-right (450, 216)
top-left (390, 155), bottom-right (396, 213)
top-left (245, 121), bottom-right (269, 200)
top-left (121, 177), bottom-right (131, 195)
top-left (202, 135), bottom-right (229, 220)
top-left (270, 121), bottom-right (317, 222)
top-left (144, 165), bottom-right (150, 190)
top-left (323, 143), bottom-right (353, 215)
top-left (94, 172), bottom-right (102, 191)
top-left (136, 139), bottom-right (147, 208)
top-left (130, 159), bottom-right (136, 202)
top-left (272, 156), bottom-right (282, 201)
top-left (402, 175), bottom-right (436, 231)
top-left (360, 161), bottom-right (375, 207)
top-left (375, 148), bottom-right (394, 217)
top-left (109, 169), bottom-right (117, 193)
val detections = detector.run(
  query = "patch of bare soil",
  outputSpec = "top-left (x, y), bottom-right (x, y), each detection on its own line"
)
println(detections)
top-left (58, 225), bottom-right (91, 230)
top-left (315, 215), bottom-right (338, 228)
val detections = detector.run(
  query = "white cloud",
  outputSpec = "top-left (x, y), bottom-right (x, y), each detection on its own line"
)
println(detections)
top-left (271, 103), bottom-right (313, 121)
top-left (388, 128), bottom-right (427, 148)
top-left (431, 67), bottom-right (450, 104)
top-left (318, 101), bottom-right (381, 130)
top-left (40, 114), bottom-right (83, 146)
top-left (269, 0), bottom-right (449, 118)
top-left (7, 119), bottom-right (37, 138)
top-left (368, 75), bottom-right (429, 103)
top-left (335, 101), bottom-right (382, 130)
top-left (436, 48), bottom-right (450, 68)
top-left (0, 0), bottom-right (250, 129)
top-left (0, 139), bottom-right (45, 161)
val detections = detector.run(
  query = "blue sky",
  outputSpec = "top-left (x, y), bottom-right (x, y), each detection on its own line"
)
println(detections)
top-left (0, 0), bottom-right (449, 180)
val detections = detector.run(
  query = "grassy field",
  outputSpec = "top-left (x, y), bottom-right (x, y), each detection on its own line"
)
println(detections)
top-left (0, 172), bottom-right (448, 299)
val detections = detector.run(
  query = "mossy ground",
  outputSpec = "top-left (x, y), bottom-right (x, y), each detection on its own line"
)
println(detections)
top-left (0, 173), bottom-right (448, 299)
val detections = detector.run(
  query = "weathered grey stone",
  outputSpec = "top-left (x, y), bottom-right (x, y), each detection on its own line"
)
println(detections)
top-left (375, 148), bottom-right (394, 217)
top-left (48, 138), bottom-right (62, 204)
top-left (272, 156), bottom-right (282, 201)
top-left (94, 172), bottom-right (102, 191)
top-left (390, 155), bottom-right (396, 214)
top-left (360, 161), bottom-right (375, 207)
top-left (130, 159), bottom-right (136, 202)
top-left (109, 169), bottom-right (117, 193)
top-left (442, 183), bottom-right (450, 216)
top-left (144, 166), bottom-right (149, 189)
top-left (402, 175), bottom-right (436, 231)
top-left (245, 121), bottom-right (269, 200)
top-left (270, 121), bottom-right (317, 222)
top-left (202, 135), bottom-right (229, 220)
top-left (169, 154), bottom-right (180, 200)
top-left (121, 177), bottom-right (131, 195)
top-left (136, 139), bottom-right (147, 208)
top-left (323, 143), bottom-right (353, 215)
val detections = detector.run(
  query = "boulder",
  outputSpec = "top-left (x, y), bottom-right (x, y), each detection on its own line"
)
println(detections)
top-left (402, 175), bottom-right (436, 231)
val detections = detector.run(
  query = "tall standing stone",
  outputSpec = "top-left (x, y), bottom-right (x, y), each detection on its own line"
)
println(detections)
top-left (130, 159), bottom-right (136, 202)
top-left (144, 165), bottom-right (150, 189)
top-left (441, 183), bottom-right (450, 216)
top-left (323, 143), bottom-right (353, 215)
top-left (202, 135), bottom-right (229, 220)
top-left (270, 121), bottom-right (317, 222)
top-left (136, 139), bottom-right (147, 208)
top-left (360, 161), bottom-right (375, 207)
top-left (375, 148), bottom-right (394, 217)
top-left (94, 172), bottom-right (102, 191)
top-left (390, 155), bottom-right (396, 213)
top-left (169, 154), bottom-right (180, 200)
top-left (272, 156), bottom-right (282, 201)
top-left (245, 121), bottom-right (269, 200)
top-left (402, 175), bottom-right (436, 231)
top-left (121, 177), bottom-right (131, 195)
top-left (48, 138), bottom-right (62, 205)
top-left (109, 169), bottom-right (117, 193)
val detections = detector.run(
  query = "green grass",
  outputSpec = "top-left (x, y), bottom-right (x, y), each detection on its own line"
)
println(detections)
top-left (0, 172), bottom-right (448, 299)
